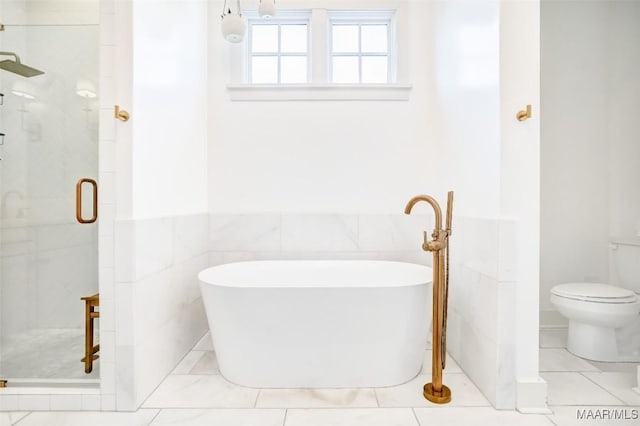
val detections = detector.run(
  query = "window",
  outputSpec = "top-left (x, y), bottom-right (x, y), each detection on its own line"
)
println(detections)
top-left (231, 7), bottom-right (409, 100)
top-left (248, 12), bottom-right (310, 84)
top-left (329, 11), bottom-right (394, 84)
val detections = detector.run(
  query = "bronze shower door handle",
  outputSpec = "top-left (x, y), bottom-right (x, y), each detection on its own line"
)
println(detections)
top-left (76, 178), bottom-right (98, 224)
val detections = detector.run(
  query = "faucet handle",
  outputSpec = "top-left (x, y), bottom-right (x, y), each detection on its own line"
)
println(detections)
top-left (422, 231), bottom-right (429, 251)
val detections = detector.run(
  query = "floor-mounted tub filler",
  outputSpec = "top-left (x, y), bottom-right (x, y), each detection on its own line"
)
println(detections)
top-left (405, 191), bottom-right (454, 404)
top-left (199, 260), bottom-right (432, 388)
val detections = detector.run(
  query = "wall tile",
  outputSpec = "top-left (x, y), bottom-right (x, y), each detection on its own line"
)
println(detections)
top-left (133, 217), bottom-right (174, 279)
top-left (210, 214), bottom-right (280, 251)
top-left (100, 297), bottom-right (115, 332)
top-left (99, 234), bottom-right (114, 269)
top-left (100, 266), bottom-right (115, 300)
top-left (115, 283), bottom-right (134, 345)
top-left (359, 213), bottom-right (432, 251)
top-left (99, 139), bottom-right (116, 173)
top-left (498, 220), bottom-right (517, 282)
top-left (101, 393), bottom-right (116, 411)
top-left (114, 220), bottom-right (134, 282)
top-left (281, 214), bottom-right (358, 251)
top-left (115, 345), bottom-right (136, 411)
top-left (101, 331), bottom-right (116, 365)
top-left (101, 362), bottom-right (116, 395)
top-left (17, 395), bottom-right (50, 411)
top-left (99, 107), bottom-right (116, 141)
top-left (50, 395), bottom-right (83, 411)
top-left (81, 394), bottom-right (102, 411)
top-left (100, 13), bottom-right (115, 46)
top-left (173, 214), bottom-right (209, 264)
top-left (99, 204), bottom-right (116, 236)
top-left (100, 0), bottom-right (116, 15)
top-left (0, 395), bottom-right (19, 411)
top-left (462, 217), bottom-right (499, 278)
top-left (100, 45), bottom-right (115, 78)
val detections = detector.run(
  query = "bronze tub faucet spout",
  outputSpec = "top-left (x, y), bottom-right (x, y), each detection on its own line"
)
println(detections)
top-left (404, 191), bottom-right (454, 404)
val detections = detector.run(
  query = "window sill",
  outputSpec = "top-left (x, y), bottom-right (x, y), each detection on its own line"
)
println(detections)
top-left (226, 84), bottom-right (412, 101)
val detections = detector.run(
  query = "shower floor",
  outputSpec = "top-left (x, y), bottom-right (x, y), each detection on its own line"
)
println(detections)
top-left (0, 328), bottom-right (99, 380)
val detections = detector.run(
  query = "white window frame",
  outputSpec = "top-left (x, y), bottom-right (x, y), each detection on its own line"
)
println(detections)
top-left (228, 4), bottom-right (411, 101)
top-left (246, 10), bottom-right (312, 84)
top-left (328, 10), bottom-right (396, 84)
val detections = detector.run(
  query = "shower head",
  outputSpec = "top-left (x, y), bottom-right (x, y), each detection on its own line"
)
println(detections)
top-left (0, 51), bottom-right (44, 77)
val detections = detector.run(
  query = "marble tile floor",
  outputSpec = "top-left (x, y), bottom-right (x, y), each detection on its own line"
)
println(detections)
top-left (0, 329), bottom-right (99, 380)
top-left (3, 330), bottom-right (640, 425)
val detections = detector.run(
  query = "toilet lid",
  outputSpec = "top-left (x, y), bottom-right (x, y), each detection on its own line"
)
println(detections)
top-left (552, 283), bottom-right (637, 303)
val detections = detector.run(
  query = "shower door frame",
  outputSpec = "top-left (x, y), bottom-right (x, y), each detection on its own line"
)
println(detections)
top-left (0, 0), bottom-right (108, 410)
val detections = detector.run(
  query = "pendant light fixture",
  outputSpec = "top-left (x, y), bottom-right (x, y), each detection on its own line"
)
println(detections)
top-left (259, 0), bottom-right (276, 19)
top-left (221, 0), bottom-right (246, 43)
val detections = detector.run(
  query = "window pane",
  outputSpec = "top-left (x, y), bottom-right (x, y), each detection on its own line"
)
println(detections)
top-left (332, 25), bottom-right (359, 53)
top-left (281, 25), bottom-right (307, 53)
top-left (361, 56), bottom-right (388, 83)
top-left (361, 25), bottom-right (388, 53)
top-left (252, 56), bottom-right (278, 83)
top-left (281, 57), bottom-right (307, 83)
top-left (332, 56), bottom-right (359, 83)
top-left (252, 25), bottom-right (278, 53)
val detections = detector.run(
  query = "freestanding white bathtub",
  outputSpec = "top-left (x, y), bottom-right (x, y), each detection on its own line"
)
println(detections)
top-left (198, 260), bottom-right (432, 388)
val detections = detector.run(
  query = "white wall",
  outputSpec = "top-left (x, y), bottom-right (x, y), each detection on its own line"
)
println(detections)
top-left (430, 0), bottom-right (541, 410)
top-left (107, 0), bottom-right (210, 411)
top-left (431, 0), bottom-right (501, 218)
top-left (540, 0), bottom-right (640, 317)
top-left (540, 0), bottom-right (610, 315)
top-left (129, 0), bottom-right (209, 218)
top-left (607, 1), bottom-right (640, 240)
top-left (500, 0), bottom-right (542, 411)
top-left (208, 0), bottom-right (501, 216)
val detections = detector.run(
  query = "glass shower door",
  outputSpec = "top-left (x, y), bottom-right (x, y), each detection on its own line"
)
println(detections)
top-left (0, 11), bottom-right (99, 383)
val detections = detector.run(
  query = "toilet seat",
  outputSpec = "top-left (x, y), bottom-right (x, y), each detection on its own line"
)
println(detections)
top-left (551, 283), bottom-right (638, 304)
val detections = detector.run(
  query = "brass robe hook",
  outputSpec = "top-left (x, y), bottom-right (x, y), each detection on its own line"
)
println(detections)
top-left (517, 104), bottom-right (532, 121)
top-left (114, 105), bottom-right (130, 122)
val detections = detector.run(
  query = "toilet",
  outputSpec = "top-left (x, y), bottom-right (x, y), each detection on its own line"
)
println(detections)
top-left (550, 240), bottom-right (640, 362)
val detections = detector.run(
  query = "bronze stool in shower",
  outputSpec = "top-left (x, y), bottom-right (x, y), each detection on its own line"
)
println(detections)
top-left (81, 293), bottom-right (100, 373)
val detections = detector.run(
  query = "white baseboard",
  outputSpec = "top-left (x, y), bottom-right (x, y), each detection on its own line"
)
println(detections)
top-left (539, 310), bottom-right (568, 329)
top-left (516, 377), bottom-right (551, 414)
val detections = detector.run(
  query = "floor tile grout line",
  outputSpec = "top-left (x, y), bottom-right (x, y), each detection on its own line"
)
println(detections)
top-left (579, 371), bottom-right (628, 406)
top-left (539, 348), bottom-right (603, 373)
top-left (411, 407), bottom-right (421, 426)
top-left (543, 410), bottom-right (559, 426)
top-left (146, 408), bottom-right (162, 425)
top-left (254, 389), bottom-right (261, 408)
top-left (12, 412), bottom-right (32, 426)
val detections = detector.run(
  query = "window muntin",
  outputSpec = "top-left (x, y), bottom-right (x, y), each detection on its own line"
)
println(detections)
top-left (248, 15), bottom-right (310, 84)
top-left (329, 12), bottom-right (393, 84)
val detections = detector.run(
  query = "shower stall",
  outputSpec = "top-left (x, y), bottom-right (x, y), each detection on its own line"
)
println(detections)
top-left (0, 1), bottom-right (99, 384)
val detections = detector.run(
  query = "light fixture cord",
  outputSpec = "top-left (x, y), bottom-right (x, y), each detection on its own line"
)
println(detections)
top-left (222, 0), bottom-right (241, 17)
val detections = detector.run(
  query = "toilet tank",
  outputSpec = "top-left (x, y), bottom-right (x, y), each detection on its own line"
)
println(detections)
top-left (610, 240), bottom-right (640, 293)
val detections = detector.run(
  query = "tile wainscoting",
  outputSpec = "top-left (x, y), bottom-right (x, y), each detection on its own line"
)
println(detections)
top-left (207, 213), bottom-right (519, 409)
top-left (112, 213), bottom-right (210, 410)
